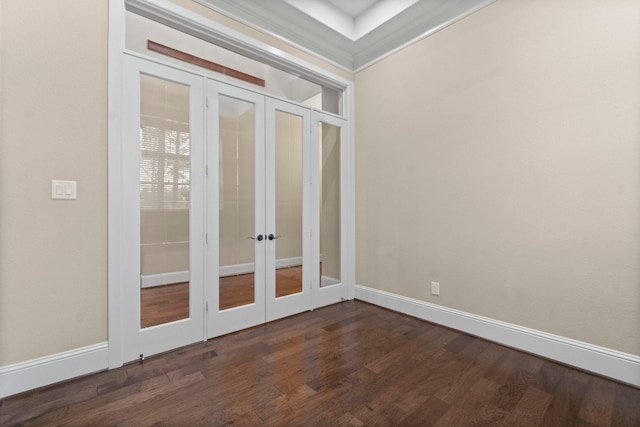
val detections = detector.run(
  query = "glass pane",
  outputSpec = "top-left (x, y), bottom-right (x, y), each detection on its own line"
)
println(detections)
top-left (320, 122), bottom-right (341, 287)
top-left (139, 74), bottom-right (191, 328)
top-left (219, 95), bottom-right (256, 310)
top-left (275, 111), bottom-right (303, 298)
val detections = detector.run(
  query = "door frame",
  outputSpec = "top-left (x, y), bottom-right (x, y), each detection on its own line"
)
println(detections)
top-left (120, 55), bottom-right (207, 362)
top-left (265, 98), bottom-right (313, 322)
top-left (108, 0), bottom-right (355, 369)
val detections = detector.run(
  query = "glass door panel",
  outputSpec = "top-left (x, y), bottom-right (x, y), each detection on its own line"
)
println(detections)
top-left (139, 74), bottom-right (191, 328)
top-left (218, 95), bottom-right (256, 310)
top-left (319, 122), bottom-right (341, 288)
top-left (274, 110), bottom-right (303, 298)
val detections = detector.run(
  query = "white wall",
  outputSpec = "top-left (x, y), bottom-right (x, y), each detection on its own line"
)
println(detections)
top-left (355, 0), bottom-right (640, 355)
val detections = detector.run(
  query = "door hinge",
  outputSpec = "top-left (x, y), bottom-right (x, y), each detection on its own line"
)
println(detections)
top-left (206, 301), bottom-right (209, 312)
top-left (205, 233), bottom-right (208, 244)
top-left (206, 164), bottom-right (209, 176)
top-left (206, 96), bottom-right (209, 109)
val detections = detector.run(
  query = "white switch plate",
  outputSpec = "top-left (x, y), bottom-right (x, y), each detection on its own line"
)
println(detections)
top-left (431, 281), bottom-right (440, 296)
top-left (51, 180), bottom-right (77, 200)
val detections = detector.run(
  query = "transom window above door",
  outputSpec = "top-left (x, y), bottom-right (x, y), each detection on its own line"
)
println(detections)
top-left (125, 11), bottom-right (343, 115)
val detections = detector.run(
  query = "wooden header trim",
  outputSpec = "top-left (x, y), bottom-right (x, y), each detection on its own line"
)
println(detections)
top-left (147, 40), bottom-right (266, 87)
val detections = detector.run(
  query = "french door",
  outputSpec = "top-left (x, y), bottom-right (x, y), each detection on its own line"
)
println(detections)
top-left (206, 82), bottom-right (313, 337)
top-left (311, 111), bottom-right (349, 309)
top-left (122, 56), bottom-right (205, 362)
top-left (121, 58), bottom-right (349, 361)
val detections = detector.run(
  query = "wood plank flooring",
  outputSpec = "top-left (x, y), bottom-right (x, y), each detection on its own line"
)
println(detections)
top-left (2, 301), bottom-right (639, 426)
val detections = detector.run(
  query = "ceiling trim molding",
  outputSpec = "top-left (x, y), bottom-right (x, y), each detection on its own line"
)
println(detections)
top-left (194, 0), bottom-right (498, 72)
top-left (353, 0), bottom-right (497, 73)
top-left (192, 0), bottom-right (356, 70)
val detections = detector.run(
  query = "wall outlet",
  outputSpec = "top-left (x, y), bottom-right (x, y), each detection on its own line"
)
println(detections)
top-left (430, 281), bottom-right (440, 296)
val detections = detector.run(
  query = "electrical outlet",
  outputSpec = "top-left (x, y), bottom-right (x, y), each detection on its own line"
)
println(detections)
top-left (431, 281), bottom-right (440, 296)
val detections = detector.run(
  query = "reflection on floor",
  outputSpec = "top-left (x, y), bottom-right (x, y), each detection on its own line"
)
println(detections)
top-left (140, 266), bottom-right (303, 327)
top-left (140, 282), bottom-right (190, 328)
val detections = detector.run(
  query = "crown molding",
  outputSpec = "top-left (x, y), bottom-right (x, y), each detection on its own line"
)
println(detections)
top-left (195, 0), bottom-right (497, 72)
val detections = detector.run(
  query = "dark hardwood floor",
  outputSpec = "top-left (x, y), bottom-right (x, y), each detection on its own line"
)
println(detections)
top-left (1, 301), bottom-right (638, 426)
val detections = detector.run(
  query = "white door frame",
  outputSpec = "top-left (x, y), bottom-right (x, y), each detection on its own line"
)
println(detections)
top-left (108, 0), bottom-right (355, 368)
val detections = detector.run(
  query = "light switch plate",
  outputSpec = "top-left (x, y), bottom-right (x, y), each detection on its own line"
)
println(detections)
top-left (51, 180), bottom-right (77, 200)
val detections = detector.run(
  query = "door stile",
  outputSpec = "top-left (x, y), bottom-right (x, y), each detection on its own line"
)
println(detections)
top-left (206, 80), bottom-right (266, 338)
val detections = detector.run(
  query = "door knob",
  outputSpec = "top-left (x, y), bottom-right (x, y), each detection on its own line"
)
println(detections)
top-left (248, 234), bottom-right (264, 241)
top-left (267, 234), bottom-right (280, 241)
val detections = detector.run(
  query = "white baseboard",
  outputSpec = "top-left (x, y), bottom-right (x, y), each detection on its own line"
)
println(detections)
top-left (0, 342), bottom-right (109, 399)
top-left (355, 285), bottom-right (640, 387)
top-left (220, 257), bottom-right (303, 277)
top-left (141, 270), bottom-right (189, 288)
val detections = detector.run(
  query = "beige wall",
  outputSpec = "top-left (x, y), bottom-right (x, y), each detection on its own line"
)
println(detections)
top-left (0, 0), bottom-right (108, 365)
top-left (355, 0), bottom-right (640, 355)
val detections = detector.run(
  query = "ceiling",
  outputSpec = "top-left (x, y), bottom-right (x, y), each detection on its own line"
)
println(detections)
top-left (194, 0), bottom-right (496, 71)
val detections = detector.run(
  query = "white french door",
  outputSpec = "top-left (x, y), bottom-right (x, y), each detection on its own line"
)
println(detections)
top-left (206, 82), bottom-right (266, 337)
top-left (206, 83), bottom-right (313, 337)
top-left (311, 111), bottom-right (349, 309)
top-left (121, 56), bottom-right (205, 362)
top-left (121, 61), bottom-right (350, 360)
top-left (265, 98), bottom-right (313, 321)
